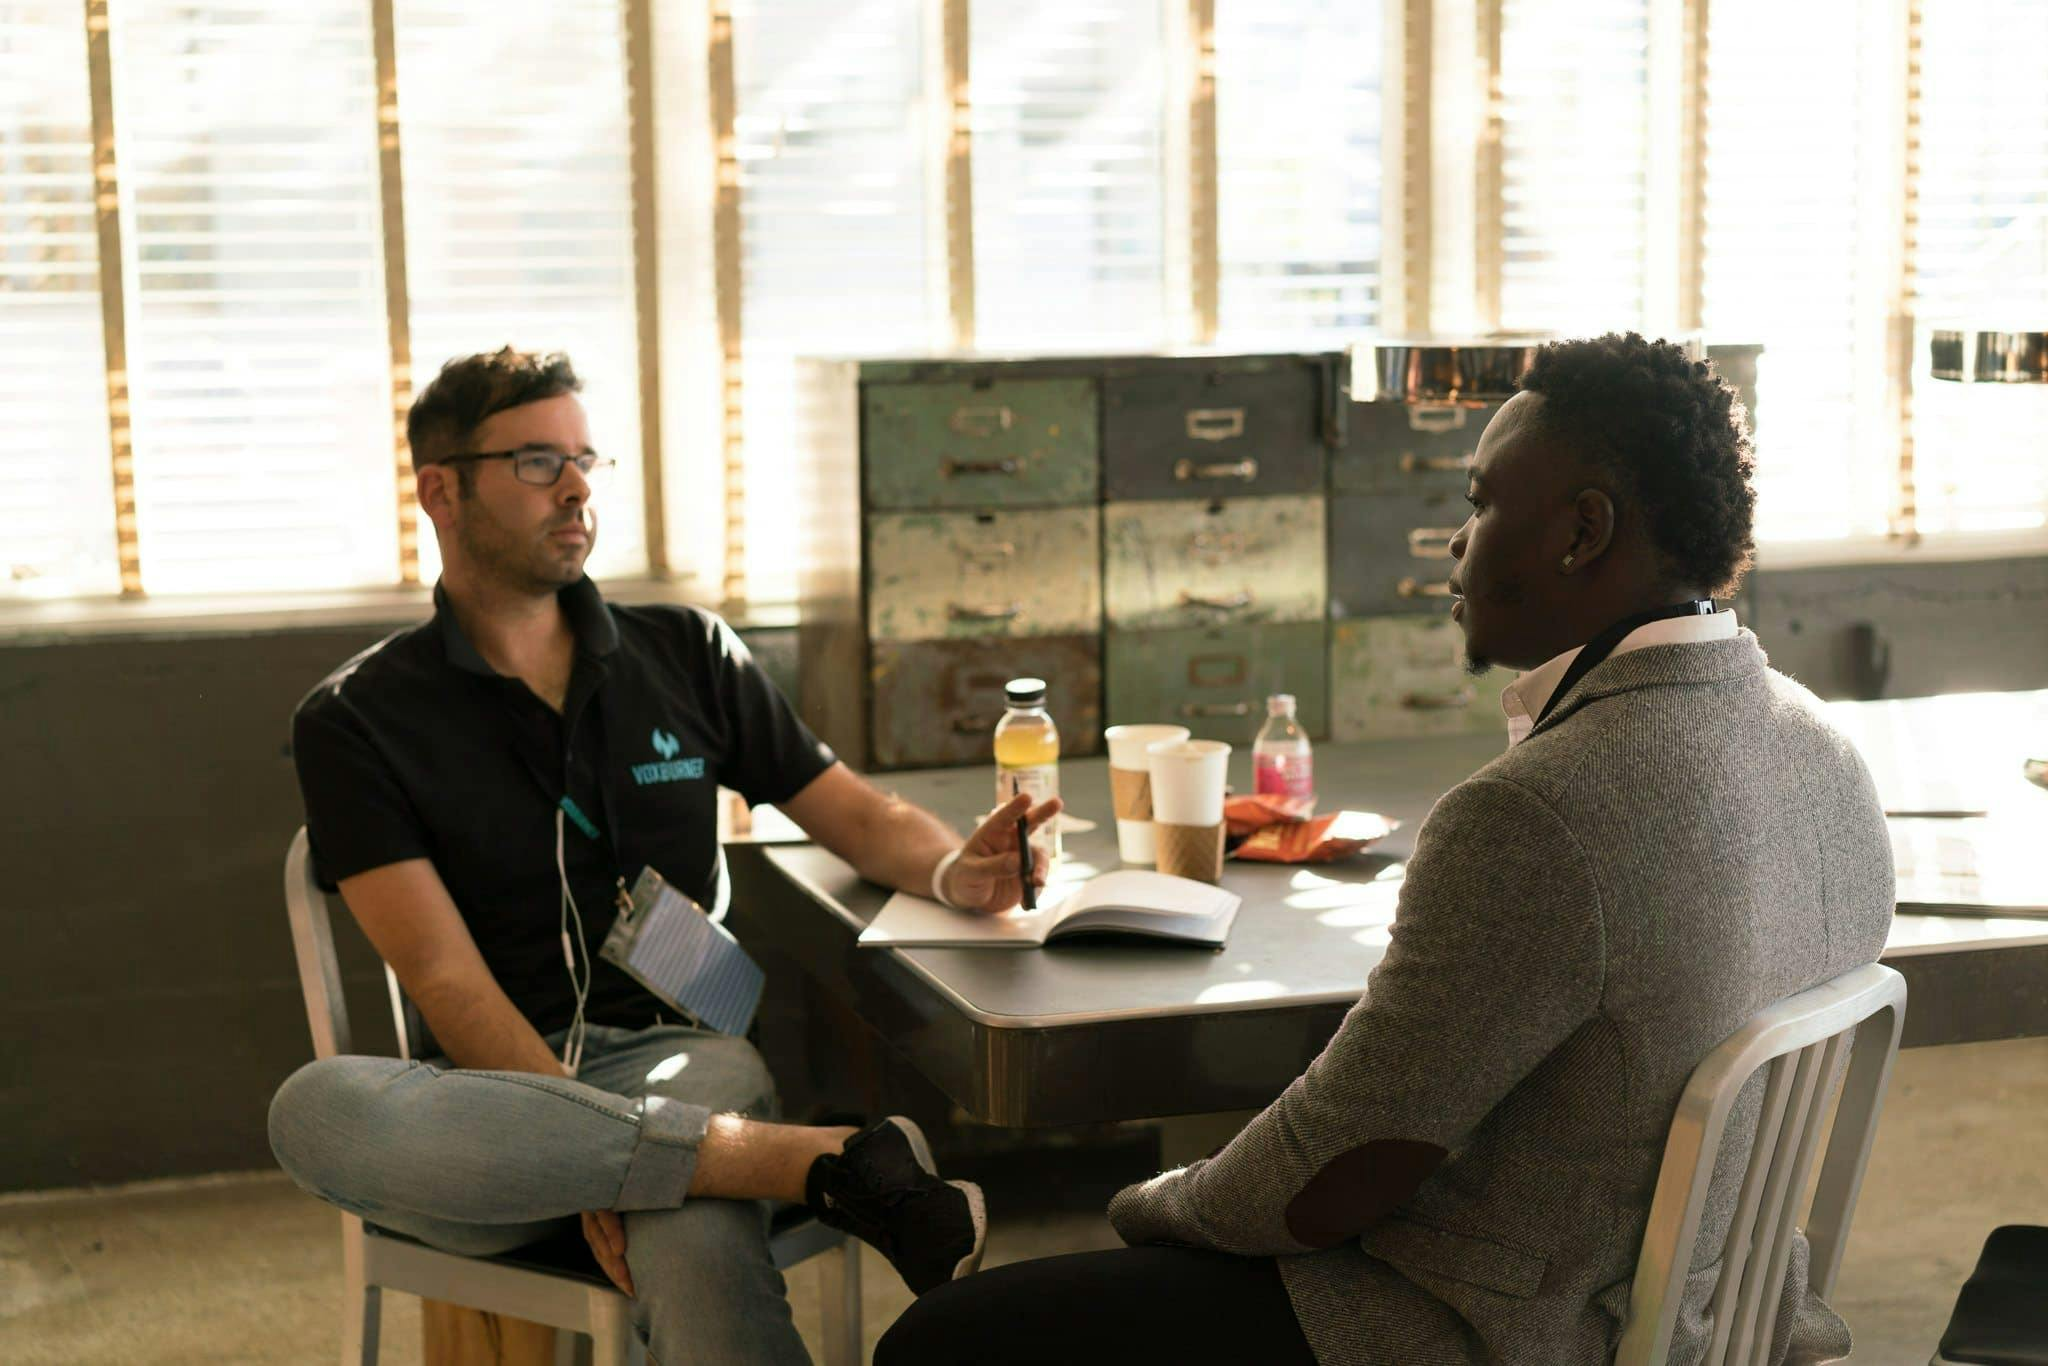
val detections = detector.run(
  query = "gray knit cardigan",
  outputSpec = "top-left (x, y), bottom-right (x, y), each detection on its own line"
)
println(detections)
top-left (1108, 631), bottom-right (1894, 1365)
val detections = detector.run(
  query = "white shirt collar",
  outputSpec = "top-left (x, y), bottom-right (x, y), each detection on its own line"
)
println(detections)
top-left (1500, 608), bottom-right (1739, 746)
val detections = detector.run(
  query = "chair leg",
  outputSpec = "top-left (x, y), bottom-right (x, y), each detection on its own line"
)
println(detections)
top-left (339, 1215), bottom-right (380, 1366)
top-left (818, 1239), bottom-right (863, 1366)
top-left (587, 1289), bottom-right (641, 1366)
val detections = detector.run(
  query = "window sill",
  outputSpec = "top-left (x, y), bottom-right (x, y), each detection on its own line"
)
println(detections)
top-left (0, 577), bottom-right (797, 646)
top-left (1754, 526), bottom-right (2048, 573)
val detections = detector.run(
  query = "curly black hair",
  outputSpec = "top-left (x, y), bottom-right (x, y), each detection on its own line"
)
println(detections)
top-left (1518, 332), bottom-right (1757, 596)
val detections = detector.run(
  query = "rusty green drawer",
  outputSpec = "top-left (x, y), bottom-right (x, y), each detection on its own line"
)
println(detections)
top-left (867, 507), bottom-right (1100, 643)
top-left (1103, 495), bottom-right (1326, 631)
top-left (1328, 615), bottom-right (1509, 742)
top-left (1101, 356), bottom-right (1327, 500)
top-left (1327, 492), bottom-right (1467, 619)
top-left (864, 377), bottom-right (1100, 510)
top-left (1332, 400), bottom-right (1499, 495)
top-left (869, 635), bottom-right (1103, 770)
top-left (1105, 621), bottom-right (1327, 744)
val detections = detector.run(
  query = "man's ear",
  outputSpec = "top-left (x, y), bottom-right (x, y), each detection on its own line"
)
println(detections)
top-left (415, 463), bottom-right (457, 530)
top-left (1562, 487), bottom-right (1617, 571)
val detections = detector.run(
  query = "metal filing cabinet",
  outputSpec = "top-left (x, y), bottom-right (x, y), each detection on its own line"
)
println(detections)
top-left (1099, 354), bottom-right (1339, 744)
top-left (797, 353), bottom-right (1343, 769)
top-left (1327, 400), bottom-right (1504, 741)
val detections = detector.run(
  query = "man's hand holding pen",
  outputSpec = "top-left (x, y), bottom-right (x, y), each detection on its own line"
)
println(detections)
top-left (938, 791), bottom-right (1062, 914)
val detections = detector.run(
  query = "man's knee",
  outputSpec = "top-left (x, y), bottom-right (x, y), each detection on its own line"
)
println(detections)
top-left (267, 1056), bottom-right (410, 1197)
top-left (643, 1033), bottom-right (779, 1119)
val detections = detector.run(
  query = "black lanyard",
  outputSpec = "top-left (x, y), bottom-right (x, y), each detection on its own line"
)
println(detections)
top-left (1535, 599), bottom-right (1717, 727)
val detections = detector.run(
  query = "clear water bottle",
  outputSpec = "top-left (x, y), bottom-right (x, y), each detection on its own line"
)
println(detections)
top-left (993, 677), bottom-right (1061, 861)
top-left (1252, 693), bottom-right (1314, 811)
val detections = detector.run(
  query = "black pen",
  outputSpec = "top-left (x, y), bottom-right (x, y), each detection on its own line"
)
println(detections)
top-left (1017, 814), bottom-right (1037, 911)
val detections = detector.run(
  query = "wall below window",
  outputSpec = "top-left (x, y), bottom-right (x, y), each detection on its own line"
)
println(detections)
top-left (1, 559), bottom-right (2043, 1193)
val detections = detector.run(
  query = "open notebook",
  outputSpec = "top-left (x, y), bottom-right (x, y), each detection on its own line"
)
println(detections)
top-left (858, 869), bottom-right (1242, 950)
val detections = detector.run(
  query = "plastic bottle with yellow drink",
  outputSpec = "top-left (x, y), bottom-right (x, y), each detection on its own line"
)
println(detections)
top-left (993, 677), bottom-right (1061, 863)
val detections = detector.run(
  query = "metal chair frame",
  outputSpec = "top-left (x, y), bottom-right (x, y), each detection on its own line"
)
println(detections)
top-left (1617, 961), bottom-right (1907, 1366)
top-left (282, 827), bottom-right (863, 1366)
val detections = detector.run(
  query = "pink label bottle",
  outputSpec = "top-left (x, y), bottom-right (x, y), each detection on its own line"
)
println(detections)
top-left (1252, 693), bottom-right (1315, 810)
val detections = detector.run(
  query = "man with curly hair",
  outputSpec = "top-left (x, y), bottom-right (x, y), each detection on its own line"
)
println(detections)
top-left (876, 334), bottom-right (1893, 1366)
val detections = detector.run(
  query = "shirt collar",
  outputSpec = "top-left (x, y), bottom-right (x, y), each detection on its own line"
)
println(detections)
top-left (1500, 607), bottom-right (1739, 746)
top-left (432, 575), bottom-right (619, 678)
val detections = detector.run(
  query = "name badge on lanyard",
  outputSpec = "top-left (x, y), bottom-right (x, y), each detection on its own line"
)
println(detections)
top-left (598, 866), bottom-right (765, 1038)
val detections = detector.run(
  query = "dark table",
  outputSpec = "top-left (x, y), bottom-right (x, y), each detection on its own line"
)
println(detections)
top-left (728, 692), bottom-right (2048, 1127)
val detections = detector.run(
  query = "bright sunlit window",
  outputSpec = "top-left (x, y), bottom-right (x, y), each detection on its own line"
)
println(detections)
top-left (1213, 0), bottom-right (1382, 344)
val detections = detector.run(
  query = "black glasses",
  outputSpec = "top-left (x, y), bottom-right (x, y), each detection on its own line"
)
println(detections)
top-left (436, 447), bottom-right (616, 490)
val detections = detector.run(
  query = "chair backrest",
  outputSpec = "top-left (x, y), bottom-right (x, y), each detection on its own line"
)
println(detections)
top-left (1616, 961), bottom-right (1907, 1366)
top-left (284, 826), bottom-right (420, 1062)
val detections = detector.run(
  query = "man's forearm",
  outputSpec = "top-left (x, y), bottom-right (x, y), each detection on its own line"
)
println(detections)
top-left (847, 795), bottom-right (959, 895)
top-left (410, 973), bottom-right (566, 1076)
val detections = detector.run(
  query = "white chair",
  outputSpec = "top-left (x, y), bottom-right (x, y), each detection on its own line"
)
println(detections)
top-left (1617, 961), bottom-right (1908, 1366)
top-left (282, 827), bottom-right (864, 1366)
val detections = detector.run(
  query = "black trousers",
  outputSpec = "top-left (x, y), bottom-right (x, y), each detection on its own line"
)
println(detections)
top-left (873, 1245), bottom-right (1320, 1365)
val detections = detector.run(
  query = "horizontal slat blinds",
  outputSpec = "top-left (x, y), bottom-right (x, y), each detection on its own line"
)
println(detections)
top-left (1498, 0), bottom-right (1650, 335)
top-left (1909, 0), bottom-right (2048, 536)
top-left (733, 0), bottom-right (931, 606)
top-left (1213, 0), bottom-right (1382, 344)
top-left (396, 0), bottom-right (645, 584)
top-left (971, 0), bottom-right (1167, 348)
top-left (113, 1), bottom-right (395, 594)
top-left (0, 1), bottom-right (117, 598)
top-left (1702, 0), bottom-right (1893, 543)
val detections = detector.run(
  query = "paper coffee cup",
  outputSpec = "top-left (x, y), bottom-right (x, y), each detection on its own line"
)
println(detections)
top-left (1105, 724), bottom-right (1190, 863)
top-left (1147, 739), bottom-right (1231, 883)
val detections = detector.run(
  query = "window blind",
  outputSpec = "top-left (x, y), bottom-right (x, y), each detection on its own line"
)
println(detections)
top-left (733, 0), bottom-right (932, 607)
top-left (970, 0), bottom-right (1168, 349)
top-left (0, 1), bottom-right (116, 598)
top-left (396, 0), bottom-right (645, 585)
top-left (1702, 0), bottom-right (1893, 543)
top-left (1212, 0), bottom-right (1382, 344)
top-left (1497, 0), bottom-right (1650, 336)
top-left (111, 1), bottom-right (395, 595)
top-left (1909, 0), bottom-right (2048, 537)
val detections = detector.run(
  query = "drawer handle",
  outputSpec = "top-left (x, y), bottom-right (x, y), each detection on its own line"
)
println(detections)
top-left (949, 601), bottom-right (1024, 622)
top-left (1407, 527), bottom-right (1460, 560)
top-left (951, 713), bottom-right (1002, 734)
top-left (1180, 589), bottom-right (1254, 612)
top-left (1406, 404), bottom-right (1470, 435)
top-left (1173, 457), bottom-right (1260, 483)
top-left (948, 404), bottom-right (1015, 437)
top-left (1396, 577), bottom-right (1455, 599)
top-left (1185, 407), bottom-right (1246, 442)
top-left (1181, 700), bottom-right (1254, 719)
top-left (1399, 451), bottom-right (1472, 474)
top-left (1187, 652), bottom-right (1249, 688)
top-left (954, 540), bottom-right (1016, 564)
top-left (1401, 688), bottom-right (1475, 711)
top-left (943, 457), bottom-right (1020, 478)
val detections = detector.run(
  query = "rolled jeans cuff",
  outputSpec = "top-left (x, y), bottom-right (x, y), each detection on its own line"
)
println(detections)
top-left (614, 1093), bottom-right (714, 1211)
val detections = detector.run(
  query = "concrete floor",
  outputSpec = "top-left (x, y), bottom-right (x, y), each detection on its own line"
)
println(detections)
top-left (2, 1036), bottom-right (2042, 1365)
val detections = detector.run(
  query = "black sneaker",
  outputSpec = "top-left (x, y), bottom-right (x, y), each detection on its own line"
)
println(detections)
top-left (805, 1115), bottom-right (987, 1295)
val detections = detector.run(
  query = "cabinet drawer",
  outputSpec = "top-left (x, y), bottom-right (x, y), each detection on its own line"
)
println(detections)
top-left (1329, 616), bottom-right (1509, 742)
top-left (1332, 400), bottom-right (1499, 495)
top-left (867, 508), bottom-right (1100, 643)
top-left (1106, 621), bottom-right (1327, 744)
top-left (869, 636), bottom-right (1103, 770)
top-left (1327, 492), bottom-right (1466, 619)
top-left (864, 377), bottom-right (1100, 510)
top-left (1104, 495), bottom-right (1325, 631)
top-left (1102, 358), bottom-right (1326, 500)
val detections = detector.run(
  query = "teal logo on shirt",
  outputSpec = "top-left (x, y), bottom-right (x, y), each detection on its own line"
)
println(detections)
top-left (634, 726), bottom-right (704, 785)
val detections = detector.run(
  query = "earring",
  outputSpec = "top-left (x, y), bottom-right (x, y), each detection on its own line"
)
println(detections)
top-left (1561, 553), bottom-right (1576, 570)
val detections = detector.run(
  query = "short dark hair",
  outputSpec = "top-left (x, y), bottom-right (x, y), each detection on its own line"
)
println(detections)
top-left (1518, 332), bottom-right (1757, 596)
top-left (407, 347), bottom-right (582, 474)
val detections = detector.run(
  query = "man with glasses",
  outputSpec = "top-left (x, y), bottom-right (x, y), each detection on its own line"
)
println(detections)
top-left (268, 348), bottom-right (1058, 1365)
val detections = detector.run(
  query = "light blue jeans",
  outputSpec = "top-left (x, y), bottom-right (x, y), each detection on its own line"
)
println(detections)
top-left (267, 1023), bottom-right (812, 1366)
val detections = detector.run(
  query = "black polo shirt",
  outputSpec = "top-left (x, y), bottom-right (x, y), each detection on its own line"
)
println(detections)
top-left (291, 577), bottom-right (835, 1037)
